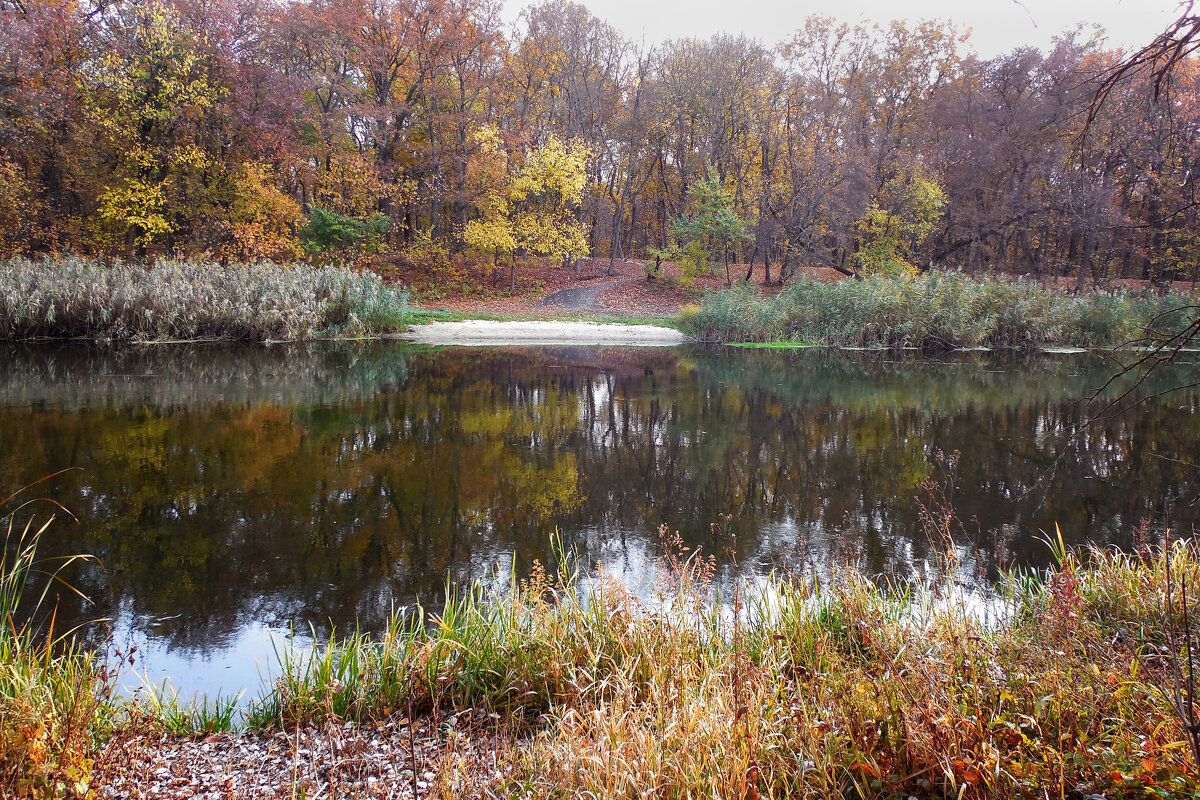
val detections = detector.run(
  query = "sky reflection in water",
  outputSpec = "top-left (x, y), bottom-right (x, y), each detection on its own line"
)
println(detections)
top-left (1, 342), bottom-right (1197, 700)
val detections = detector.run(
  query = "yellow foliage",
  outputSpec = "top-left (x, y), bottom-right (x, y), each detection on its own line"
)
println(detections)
top-left (89, 0), bottom-right (221, 251)
top-left (225, 162), bottom-right (303, 262)
top-left (510, 134), bottom-right (589, 206)
top-left (463, 125), bottom-right (590, 262)
top-left (854, 169), bottom-right (946, 277)
top-left (311, 150), bottom-right (407, 221)
top-left (95, 177), bottom-right (175, 247)
top-left (0, 154), bottom-right (46, 258)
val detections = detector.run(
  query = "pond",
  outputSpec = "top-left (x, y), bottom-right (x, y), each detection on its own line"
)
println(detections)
top-left (2, 342), bottom-right (1198, 700)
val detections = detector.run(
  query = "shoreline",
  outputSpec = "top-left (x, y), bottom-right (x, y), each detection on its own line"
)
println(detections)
top-left (8, 538), bottom-right (1200, 797)
top-left (396, 319), bottom-right (689, 346)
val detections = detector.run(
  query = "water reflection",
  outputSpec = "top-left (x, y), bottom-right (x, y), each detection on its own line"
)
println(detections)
top-left (1, 342), bottom-right (1197, 696)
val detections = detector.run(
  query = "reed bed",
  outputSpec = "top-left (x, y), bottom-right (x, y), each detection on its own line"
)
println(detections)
top-left (233, 538), bottom-right (1200, 798)
top-left (0, 257), bottom-right (411, 342)
top-left (680, 271), bottom-right (1198, 349)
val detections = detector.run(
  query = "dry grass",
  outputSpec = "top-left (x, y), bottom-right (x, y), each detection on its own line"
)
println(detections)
top-left (1, 513), bottom-right (115, 798)
top-left (0, 257), bottom-right (411, 342)
top-left (232, 532), bottom-right (1200, 799)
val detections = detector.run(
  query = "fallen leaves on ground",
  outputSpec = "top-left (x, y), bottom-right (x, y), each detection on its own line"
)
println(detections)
top-left (396, 256), bottom-right (849, 318)
top-left (95, 713), bottom-right (511, 800)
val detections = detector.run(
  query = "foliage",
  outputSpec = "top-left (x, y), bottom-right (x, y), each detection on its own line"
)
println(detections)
top-left (87, 0), bottom-right (221, 253)
top-left (0, 154), bottom-right (47, 260)
top-left (0, 258), bottom-right (411, 342)
top-left (0, 0), bottom-right (1198, 285)
top-left (463, 126), bottom-right (591, 273)
top-left (299, 207), bottom-right (389, 265)
top-left (854, 171), bottom-right (947, 277)
top-left (399, 228), bottom-right (453, 275)
top-left (679, 269), bottom-right (1199, 349)
top-left (671, 167), bottom-right (751, 283)
top-left (222, 163), bottom-right (304, 263)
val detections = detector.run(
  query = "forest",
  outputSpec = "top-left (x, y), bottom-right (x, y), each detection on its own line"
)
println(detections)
top-left (2, 0), bottom-right (1198, 284)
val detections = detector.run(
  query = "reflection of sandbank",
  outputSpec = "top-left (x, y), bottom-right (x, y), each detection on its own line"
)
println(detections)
top-left (399, 320), bottom-right (688, 347)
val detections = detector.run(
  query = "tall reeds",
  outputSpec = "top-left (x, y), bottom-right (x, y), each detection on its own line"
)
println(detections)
top-left (0, 257), bottom-right (411, 342)
top-left (680, 270), bottom-right (1198, 349)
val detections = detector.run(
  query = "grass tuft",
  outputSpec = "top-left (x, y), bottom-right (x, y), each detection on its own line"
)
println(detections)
top-left (142, 682), bottom-right (243, 737)
top-left (1, 513), bottom-right (113, 798)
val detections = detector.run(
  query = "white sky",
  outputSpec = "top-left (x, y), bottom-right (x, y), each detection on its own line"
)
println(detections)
top-left (501, 0), bottom-right (1188, 58)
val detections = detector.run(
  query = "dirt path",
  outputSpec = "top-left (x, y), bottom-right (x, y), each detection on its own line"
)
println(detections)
top-left (535, 276), bottom-right (636, 310)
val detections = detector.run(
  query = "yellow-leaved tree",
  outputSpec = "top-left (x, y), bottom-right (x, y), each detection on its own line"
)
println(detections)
top-left (223, 162), bottom-right (303, 263)
top-left (0, 152), bottom-right (47, 258)
top-left (89, 0), bottom-right (220, 254)
top-left (464, 125), bottom-right (590, 291)
top-left (853, 168), bottom-right (947, 277)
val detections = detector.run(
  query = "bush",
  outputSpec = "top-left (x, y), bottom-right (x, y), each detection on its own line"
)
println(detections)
top-left (299, 207), bottom-right (389, 265)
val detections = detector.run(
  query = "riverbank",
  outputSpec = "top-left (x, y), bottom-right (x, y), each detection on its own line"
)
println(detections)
top-left (680, 271), bottom-right (1199, 350)
top-left (5, 258), bottom-right (1196, 352)
top-left (398, 319), bottom-right (688, 346)
top-left (6, 512), bottom-right (1200, 798)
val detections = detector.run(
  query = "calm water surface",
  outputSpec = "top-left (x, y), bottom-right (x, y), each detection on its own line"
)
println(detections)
top-left (2, 342), bottom-right (1198, 699)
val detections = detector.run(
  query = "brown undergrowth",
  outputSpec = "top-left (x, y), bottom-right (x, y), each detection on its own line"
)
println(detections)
top-left (231, 521), bottom-right (1200, 799)
top-left (7, 510), bottom-right (1200, 798)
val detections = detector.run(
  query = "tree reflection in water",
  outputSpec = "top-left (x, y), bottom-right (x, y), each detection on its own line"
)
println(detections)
top-left (0, 342), bottom-right (1196, 661)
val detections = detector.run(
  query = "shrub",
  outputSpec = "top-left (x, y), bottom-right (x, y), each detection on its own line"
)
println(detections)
top-left (299, 207), bottom-right (389, 265)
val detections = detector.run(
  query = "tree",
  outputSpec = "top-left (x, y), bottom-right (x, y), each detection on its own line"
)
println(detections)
top-left (1089, 1), bottom-right (1200, 124)
top-left (463, 125), bottom-right (590, 290)
top-left (671, 166), bottom-right (750, 285)
top-left (300, 206), bottom-right (388, 264)
top-left (88, 0), bottom-right (223, 254)
top-left (853, 169), bottom-right (946, 277)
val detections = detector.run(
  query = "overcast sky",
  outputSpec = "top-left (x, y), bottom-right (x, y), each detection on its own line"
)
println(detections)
top-left (501, 0), bottom-right (1187, 57)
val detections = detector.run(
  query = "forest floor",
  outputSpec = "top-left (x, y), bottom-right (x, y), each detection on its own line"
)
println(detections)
top-left (391, 256), bottom-right (1194, 322)
top-left (93, 714), bottom-right (505, 799)
top-left (391, 255), bottom-right (845, 319)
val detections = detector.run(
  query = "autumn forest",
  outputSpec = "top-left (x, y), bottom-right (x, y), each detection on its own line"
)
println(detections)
top-left (2, 0), bottom-right (1199, 284)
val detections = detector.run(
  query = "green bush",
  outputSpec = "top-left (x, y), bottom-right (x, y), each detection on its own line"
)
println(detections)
top-left (299, 207), bottom-right (389, 265)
